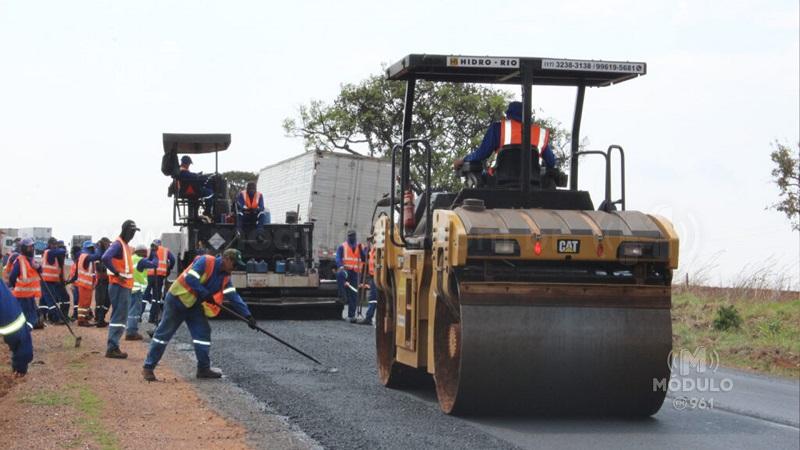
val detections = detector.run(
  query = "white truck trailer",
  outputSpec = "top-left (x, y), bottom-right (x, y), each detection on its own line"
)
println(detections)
top-left (258, 151), bottom-right (392, 278)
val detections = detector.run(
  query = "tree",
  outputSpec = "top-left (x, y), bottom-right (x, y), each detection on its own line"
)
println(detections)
top-left (283, 73), bottom-right (571, 192)
top-left (768, 142), bottom-right (799, 231)
top-left (221, 170), bottom-right (258, 202)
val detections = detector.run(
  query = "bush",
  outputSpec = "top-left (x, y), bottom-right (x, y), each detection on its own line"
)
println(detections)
top-left (713, 305), bottom-right (742, 331)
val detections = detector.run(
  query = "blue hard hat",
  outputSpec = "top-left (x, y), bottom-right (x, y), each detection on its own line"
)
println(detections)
top-left (82, 240), bottom-right (95, 250)
top-left (20, 238), bottom-right (34, 247)
top-left (180, 155), bottom-right (193, 165)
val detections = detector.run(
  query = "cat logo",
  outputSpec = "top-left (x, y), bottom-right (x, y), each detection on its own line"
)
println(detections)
top-left (557, 239), bottom-right (580, 254)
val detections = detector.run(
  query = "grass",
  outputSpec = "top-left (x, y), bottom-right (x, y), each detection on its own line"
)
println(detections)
top-left (672, 287), bottom-right (800, 378)
top-left (21, 390), bottom-right (73, 407)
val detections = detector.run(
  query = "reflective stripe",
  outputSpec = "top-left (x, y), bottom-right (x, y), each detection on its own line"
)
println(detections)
top-left (192, 339), bottom-right (211, 346)
top-left (0, 313), bottom-right (27, 336)
top-left (26, 322), bottom-right (34, 329)
top-left (223, 287), bottom-right (236, 294)
top-left (187, 270), bottom-right (200, 279)
top-left (503, 119), bottom-right (512, 146)
top-left (152, 338), bottom-right (167, 345)
top-left (109, 323), bottom-right (126, 328)
top-left (14, 286), bottom-right (41, 292)
top-left (368, 300), bottom-right (378, 304)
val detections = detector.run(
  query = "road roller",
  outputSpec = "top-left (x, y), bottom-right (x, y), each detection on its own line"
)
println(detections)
top-left (371, 54), bottom-right (680, 416)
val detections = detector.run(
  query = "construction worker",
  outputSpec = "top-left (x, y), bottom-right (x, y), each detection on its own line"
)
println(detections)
top-left (453, 101), bottom-right (557, 174)
top-left (142, 248), bottom-right (256, 381)
top-left (67, 245), bottom-right (82, 320)
top-left (94, 237), bottom-right (112, 327)
top-left (356, 244), bottom-right (377, 325)
top-left (335, 230), bottom-right (364, 323)
top-left (0, 280), bottom-right (33, 377)
top-left (143, 238), bottom-right (175, 326)
top-left (67, 241), bottom-right (102, 327)
top-left (39, 238), bottom-right (68, 325)
top-left (7, 238), bottom-right (41, 330)
top-left (2, 237), bottom-right (21, 283)
top-left (236, 181), bottom-right (270, 233)
top-left (178, 155), bottom-right (214, 212)
top-left (126, 245), bottom-right (158, 341)
top-left (100, 220), bottom-right (139, 359)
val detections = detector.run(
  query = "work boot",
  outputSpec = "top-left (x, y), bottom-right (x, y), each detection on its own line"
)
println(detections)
top-left (105, 348), bottom-right (128, 359)
top-left (33, 320), bottom-right (45, 330)
top-left (77, 319), bottom-right (93, 327)
top-left (356, 318), bottom-right (372, 325)
top-left (125, 333), bottom-right (144, 341)
top-left (196, 368), bottom-right (222, 379)
top-left (142, 368), bottom-right (157, 382)
top-left (146, 329), bottom-right (155, 338)
top-left (348, 317), bottom-right (357, 324)
top-left (95, 320), bottom-right (108, 328)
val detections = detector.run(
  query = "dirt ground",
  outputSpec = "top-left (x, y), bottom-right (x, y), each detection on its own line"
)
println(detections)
top-left (0, 324), bottom-right (252, 450)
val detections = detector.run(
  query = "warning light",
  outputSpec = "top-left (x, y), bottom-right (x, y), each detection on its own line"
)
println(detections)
top-left (597, 243), bottom-right (604, 257)
top-left (534, 241), bottom-right (542, 255)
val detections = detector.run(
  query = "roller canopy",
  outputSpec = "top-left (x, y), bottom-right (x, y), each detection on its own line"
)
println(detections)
top-left (162, 133), bottom-right (231, 154)
top-left (386, 54), bottom-right (646, 86)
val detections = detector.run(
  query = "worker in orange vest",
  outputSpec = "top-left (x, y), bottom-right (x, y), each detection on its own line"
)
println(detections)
top-left (335, 230), bottom-right (365, 323)
top-left (2, 238), bottom-right (21, 283)
top-left (144, 239), bottom-right (175, 326)
top-left (236, 181), bottom-right (270, 233)
top-left (100, 220), bottom-right (139, 359)
top-left (39, 238), bottom-right (69, 325)
top-left (7, 238), bottom-right (41, 330)
top-left (67, 241), bottom-right (103, 327)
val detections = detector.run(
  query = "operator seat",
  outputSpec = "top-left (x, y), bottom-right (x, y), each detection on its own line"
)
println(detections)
top-left (493, 145), bottom-right (541, 187)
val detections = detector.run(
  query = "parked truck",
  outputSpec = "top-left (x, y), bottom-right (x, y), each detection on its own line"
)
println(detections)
top-left (257, 151), bottom-right (392, 278)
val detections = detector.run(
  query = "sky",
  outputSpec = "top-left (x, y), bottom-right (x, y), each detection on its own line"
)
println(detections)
top-left (0, 0), bottom-right (798, 288)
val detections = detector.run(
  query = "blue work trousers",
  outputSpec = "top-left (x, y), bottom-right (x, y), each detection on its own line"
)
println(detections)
top-left (364, 278), bottom-right (377, 321)
top-left (41, 281), bottom-right (68, 322)
top-left (126, 290), bottom-right (144, 336)
top-left (144, 293), bottom-right (212, 370)
top-left (144, 276), bottom-right (165, 324)
top-left (337, 269), bottom-right (359, 318)
top-left (4, 324), bottom-right (33, 374)
top-left (16, 297), bottom-right (38, 330)
top-left (71, 285), bottom-right (79, 318)
top-left (107, 283), bottom-right (130, 352)
top-left (237, 211), bottom-right (270, 232)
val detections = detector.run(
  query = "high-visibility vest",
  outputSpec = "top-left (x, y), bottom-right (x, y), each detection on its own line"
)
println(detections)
top-left (0, 312), bottom-right (26, 336)
top-left (107, 237), bottom-right (134, 289)
top-left (76, 253), bottom-right (95, 289)
top-left (497, 119), bottom-right (550, 154)
top-left (12, 256), bottom-right (41, 299)
top-left (368, 247), bottom-right (375, 277)
top-left (240, 190), bottom-right (262, 210)
top-left (169, 255), bottom-right (227, 318)
top-left (132, 254), bottom-right (148, 293)
top-left (147, 246), bottom-right (169, 277)
top-left (341, 242), bottom-right (363, 271)
top-left (41, 249), bottom-right (63, 283)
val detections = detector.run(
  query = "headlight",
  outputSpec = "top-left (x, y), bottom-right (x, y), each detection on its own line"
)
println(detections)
top-left (617, 242), bottom-right (669, 260)
top-left (493, 240), bottom-right (517, 255)
top-left (467, 239), bottom-right (520, 257)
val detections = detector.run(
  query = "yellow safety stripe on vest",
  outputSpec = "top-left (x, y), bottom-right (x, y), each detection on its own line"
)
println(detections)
top-left (0, 313), bottom-right (26, 336)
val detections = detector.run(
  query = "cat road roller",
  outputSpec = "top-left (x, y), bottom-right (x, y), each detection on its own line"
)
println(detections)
top-left (372, 54), bottom-right (680, 416)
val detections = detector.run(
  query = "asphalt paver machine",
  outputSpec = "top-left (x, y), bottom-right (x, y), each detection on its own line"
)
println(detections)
top-left (372, 54), bottom-right (680, 415)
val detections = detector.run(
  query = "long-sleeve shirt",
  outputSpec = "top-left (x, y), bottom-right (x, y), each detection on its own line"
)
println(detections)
top-left (335, 242), bottom-right (365, 269)
top-left (67, 249), bottom-right (103, 283)
top-left (8, 255), bottom-right (38, 288)
top-left (183, 256), bottom-right (252, 318)
top-left (101, 239), bottom-right (126, 277)
top-left (236, 191), bottom-right (265, 214)
top-left (45, 247), bottom-right (66, 265)
top-left (0, 280), bottom-right (24, 327)
top-left (463, 121), bottom-right (556, 169)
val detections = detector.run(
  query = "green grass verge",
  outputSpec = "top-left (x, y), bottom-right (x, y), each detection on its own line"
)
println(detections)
top-left (672, 290), bottom-right (800, 378)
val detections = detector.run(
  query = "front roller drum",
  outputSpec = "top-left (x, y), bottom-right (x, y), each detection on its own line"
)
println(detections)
top-left (433, 283), bottom-right (672, 416)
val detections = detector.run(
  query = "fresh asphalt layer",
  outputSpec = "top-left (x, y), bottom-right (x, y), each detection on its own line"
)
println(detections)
top-left (170, 315), bottom-right (800, 450)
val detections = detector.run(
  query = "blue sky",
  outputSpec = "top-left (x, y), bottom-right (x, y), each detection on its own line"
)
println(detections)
top-left (0, 0), bottom-right (798, 287)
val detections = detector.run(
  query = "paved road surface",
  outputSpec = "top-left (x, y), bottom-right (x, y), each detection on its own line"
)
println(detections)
top-left (173, 317), bottom-right (799, 450)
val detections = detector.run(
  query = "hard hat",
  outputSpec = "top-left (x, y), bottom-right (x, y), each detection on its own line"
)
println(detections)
top-left (152, 239), bottom-right (162, 246)
top-left (82, 240), bottom-right (95, 250)
top-left (134, 244), bottom-right (148, 252)
top-left (20, 238), bottom-right (34, 247)
top-left (181, 155), bottom-right (193, 165)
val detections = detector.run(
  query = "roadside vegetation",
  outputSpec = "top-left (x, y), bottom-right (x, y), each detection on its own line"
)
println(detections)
top-left (672, 278), bottom-right (800, 378)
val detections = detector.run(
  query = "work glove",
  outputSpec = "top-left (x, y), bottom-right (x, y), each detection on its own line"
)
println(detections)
top-left (246, 316), bottom-right (257, 330)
